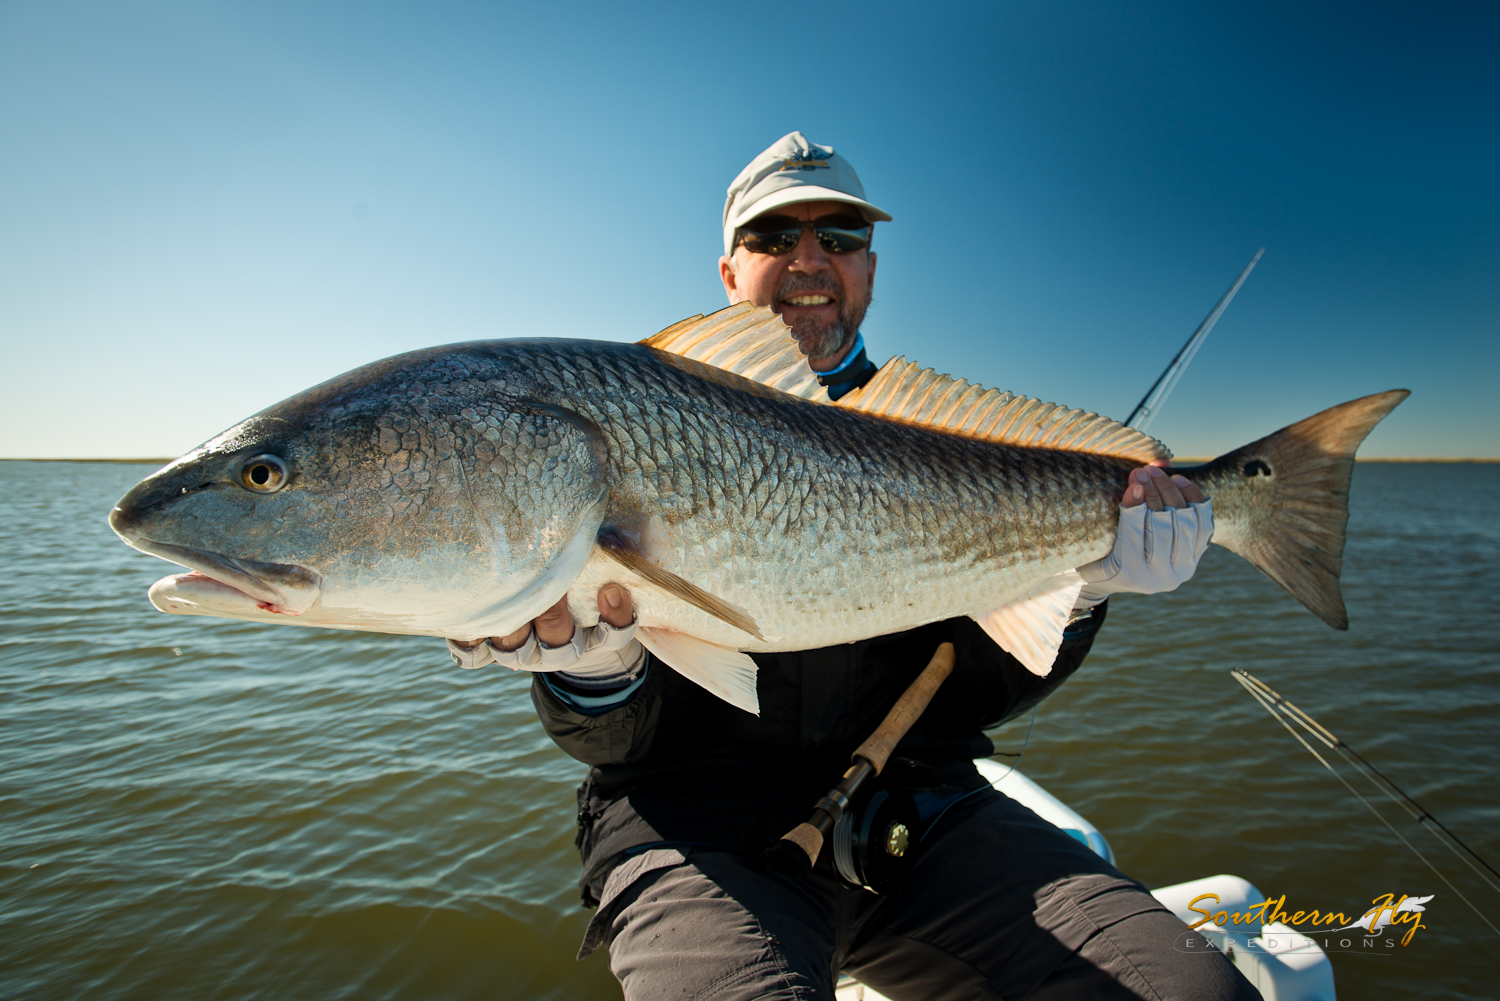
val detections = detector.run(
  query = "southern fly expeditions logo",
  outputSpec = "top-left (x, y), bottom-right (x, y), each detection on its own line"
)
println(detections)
top-left (1181, 891), bottom-right (1436, 955)
top-left (779, 150), bottom-right (832, 171)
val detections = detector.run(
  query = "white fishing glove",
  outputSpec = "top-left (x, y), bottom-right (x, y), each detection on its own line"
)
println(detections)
top-left (447, 618), bottom-right (646, 686)
top-left (1075, 499), bottom-right (1215, 608)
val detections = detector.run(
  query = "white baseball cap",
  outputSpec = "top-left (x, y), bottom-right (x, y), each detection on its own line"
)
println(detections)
top-left (722, 131), bottom-right (892, 255)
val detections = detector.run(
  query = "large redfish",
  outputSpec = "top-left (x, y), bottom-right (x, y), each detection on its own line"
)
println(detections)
top-left (109, 304), bottom-right (1407, 713)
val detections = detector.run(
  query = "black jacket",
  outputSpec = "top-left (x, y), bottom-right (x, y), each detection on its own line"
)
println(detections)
top-left (532, 604), bottom-right (1107, 903)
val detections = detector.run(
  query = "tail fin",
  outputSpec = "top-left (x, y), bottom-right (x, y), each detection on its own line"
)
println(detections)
top-left (1190, 390), bottom-right (1409, 629)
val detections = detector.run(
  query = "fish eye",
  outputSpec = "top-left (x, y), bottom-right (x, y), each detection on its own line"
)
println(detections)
top-left (237, 454), bottom-right (290, 493)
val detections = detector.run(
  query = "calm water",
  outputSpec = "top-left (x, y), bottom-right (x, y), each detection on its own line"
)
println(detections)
top-left (2, 461), bottom-right (1497, 999)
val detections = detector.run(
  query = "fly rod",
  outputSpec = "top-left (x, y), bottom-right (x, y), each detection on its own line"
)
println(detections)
top-left (1232, 668), bottom-right (1500, 936)
top-left (1125, 248), bottom-right (1264, 431)
top-left (768, 642), bottom-right (955, 874)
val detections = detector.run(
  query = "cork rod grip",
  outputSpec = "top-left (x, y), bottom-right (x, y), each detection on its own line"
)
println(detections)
top-left (852, 642), bottom-right (955, 774)
top-left (767, 642), bottom-right (957, 874)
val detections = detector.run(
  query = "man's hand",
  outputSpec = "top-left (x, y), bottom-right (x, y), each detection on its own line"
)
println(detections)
top-left (447, 585), bottom-right (641, 677)
top-left (1076, 464), bottom-right (1213, 607)
top-left (1121, 463), bottom-right (1207, 512)
top-left (492, 585), bottom-right (635, 653)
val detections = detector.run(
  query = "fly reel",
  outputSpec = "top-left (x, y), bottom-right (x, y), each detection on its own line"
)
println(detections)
top-left (830, 785), bottom-right (920, 894)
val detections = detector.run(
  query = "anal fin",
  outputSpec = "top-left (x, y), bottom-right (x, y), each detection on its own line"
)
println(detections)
top-left (970, 572), bottom-right (1085, 677)
top-left (637, 628), bottom-right (761, 715)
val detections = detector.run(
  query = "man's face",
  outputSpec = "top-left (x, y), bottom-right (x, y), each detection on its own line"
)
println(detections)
top-left (719, 199), bottom-right (877, 371)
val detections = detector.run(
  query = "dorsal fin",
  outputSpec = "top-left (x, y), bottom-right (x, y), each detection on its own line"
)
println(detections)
top-left (640, 303), bottom-right (829, 401)
top-left (840, 358), bottom-right (1171, 462)
top-left (643, 304), bottom-right (1169, 463)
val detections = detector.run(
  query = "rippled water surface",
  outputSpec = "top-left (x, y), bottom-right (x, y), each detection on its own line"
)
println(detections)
top-left (2, 461), bottom-right (1497, 999)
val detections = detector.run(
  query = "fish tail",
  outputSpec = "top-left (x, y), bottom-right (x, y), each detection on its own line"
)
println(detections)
top-left (1182, 389), bottom-right (1409, 629)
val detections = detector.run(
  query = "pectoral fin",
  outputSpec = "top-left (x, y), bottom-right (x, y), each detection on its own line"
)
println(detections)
top-left (637, 628), bottom-right (761, 715)
top-left (970, 572), bottom-right (1086, 677)
top-left (597, 530), bottom-right (764, 640)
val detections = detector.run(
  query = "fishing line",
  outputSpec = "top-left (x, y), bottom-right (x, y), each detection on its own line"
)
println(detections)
top-left (1231, 670), bottom-right (1500, 938)
top-left (921, 704), bottom-right (1040, 841)
top-left (990, 702), bottom-right (1040, 784)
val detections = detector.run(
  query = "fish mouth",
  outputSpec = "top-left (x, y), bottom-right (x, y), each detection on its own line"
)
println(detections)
top-left (130, 538), bottom-right (321, 615)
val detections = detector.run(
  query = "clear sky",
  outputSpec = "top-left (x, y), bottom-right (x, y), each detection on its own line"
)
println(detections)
top-left (2, 1), bottom-right (1495, 459)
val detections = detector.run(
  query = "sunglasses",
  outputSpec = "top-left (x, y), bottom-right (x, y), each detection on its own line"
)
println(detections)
top-left (735, 213), bottom-right (873, 255)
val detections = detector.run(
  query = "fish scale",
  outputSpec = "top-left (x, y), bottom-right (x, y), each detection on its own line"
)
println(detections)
top-left (110, 306), bottom-right (1407, 712)
top-left (495, 340), bottom-right (1118, 647)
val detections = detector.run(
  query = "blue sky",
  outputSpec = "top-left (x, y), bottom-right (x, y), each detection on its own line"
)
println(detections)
top-left (2, 0), bottom-right (1495, 458)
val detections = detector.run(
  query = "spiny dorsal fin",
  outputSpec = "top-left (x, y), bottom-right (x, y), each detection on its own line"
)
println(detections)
top-left (643, 304), bottom-right (1169, 462)
top-left (840, 357), bottom-right (1171, 463)
top-left (640, 303), bottom-right (829, 401)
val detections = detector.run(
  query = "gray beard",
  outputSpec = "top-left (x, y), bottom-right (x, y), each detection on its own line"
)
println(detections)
top-left (774, 273), bottom-right (869, 362)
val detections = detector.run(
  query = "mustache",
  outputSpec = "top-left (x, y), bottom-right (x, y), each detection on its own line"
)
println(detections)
top-left (769, 270), bottom-right (868, 362)
top-left (775, 273), bottom-right (843, 301)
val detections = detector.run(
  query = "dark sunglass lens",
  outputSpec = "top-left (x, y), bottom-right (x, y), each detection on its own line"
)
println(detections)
top-left (741, 230), bottom-right (800, 254)
top-left (814, 228), bottom-right (870, 253)
top-left (739, 213), bottom-right (870, 254)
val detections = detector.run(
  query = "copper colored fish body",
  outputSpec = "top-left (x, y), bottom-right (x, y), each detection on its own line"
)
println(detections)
top-left (109, 305), bottom-right (1407, 711)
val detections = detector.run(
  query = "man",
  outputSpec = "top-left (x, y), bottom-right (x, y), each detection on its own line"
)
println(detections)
top-left (717, 138), bottom-right (884, 400)
top-left (451, 133), bottom-right (1252, 1000)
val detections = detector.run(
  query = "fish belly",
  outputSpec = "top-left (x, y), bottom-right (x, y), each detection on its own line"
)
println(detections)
top-left (565, 535), bottom-right (1106, 651)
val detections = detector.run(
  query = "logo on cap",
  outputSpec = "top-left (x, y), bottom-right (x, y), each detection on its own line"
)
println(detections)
top-left (779, 153), bottom-right (832, 172)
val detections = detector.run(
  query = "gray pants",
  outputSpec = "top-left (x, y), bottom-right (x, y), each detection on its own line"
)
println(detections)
top-left (584, 791), bottom-right (1257, 1001)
